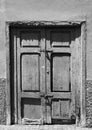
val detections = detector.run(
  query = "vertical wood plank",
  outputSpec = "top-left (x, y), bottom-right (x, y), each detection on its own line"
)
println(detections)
top-left (16, 30), bottom-right (21, 124)
top-left (6, 23), bottom-right (11, 125)
top-left (11, 29), bottom-right (18, 124)
top-left (52, 100), bottom-right (60, 118)
top-left (60, 100), bottom-right (70, 119)
top-left (46, 29), bottom-right (51, 123)
top-left (40, 29), bottom-right (46, 93)
top-left (70, 29), bottom-right (76, 120)
top-left (40, 29), bottom-right (46, 124)
top-left (46, 29), bottom-right (51, 93)
top-left (80, 22), bottom-right (86, 126)
top-left (75, 28), bottom-right (81, 125)
top-left (13, 29), bottom-right (18, 124)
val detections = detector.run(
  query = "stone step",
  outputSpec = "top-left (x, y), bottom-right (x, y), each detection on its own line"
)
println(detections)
top-left (0, 125), bottom-right (91, 130)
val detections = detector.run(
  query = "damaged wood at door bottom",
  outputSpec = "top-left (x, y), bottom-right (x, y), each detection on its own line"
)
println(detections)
top-left (22, 118), bottom-right (43, 125)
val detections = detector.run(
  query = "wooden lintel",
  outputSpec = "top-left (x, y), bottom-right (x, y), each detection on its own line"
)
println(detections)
top-left (6, 21), bottom-right (85, 27)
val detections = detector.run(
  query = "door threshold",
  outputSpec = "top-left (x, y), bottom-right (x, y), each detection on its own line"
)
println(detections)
top-left (0, 125), bottom-right (89, 130)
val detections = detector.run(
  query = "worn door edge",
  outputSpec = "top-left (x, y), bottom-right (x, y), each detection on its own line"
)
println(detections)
top-left (80, 22), bottom-right (87, 127)
top-left (5, 21), bottom-right (86, 126)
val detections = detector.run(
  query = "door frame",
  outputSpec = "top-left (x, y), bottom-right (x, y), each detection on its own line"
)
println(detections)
top-left (5, 21), bottom-right (86, 126)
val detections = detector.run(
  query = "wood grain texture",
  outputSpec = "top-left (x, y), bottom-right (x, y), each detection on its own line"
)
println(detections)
top-left (22, 98), bottom-right (42, 120)
top-left (6, 24), bottom-right (11, 125)
top-left (17, 30), bottom-right (21, 124)
top-left (80, 22), bottom-right (86, 126)
top-left (52, 54), bottom-right (70, 92)
top-left (22, 54), bottom-right (39, 91)
top-left (16, 29), bottom-right (45, 124)
top-left (46, 28), bottom-right (75, 123)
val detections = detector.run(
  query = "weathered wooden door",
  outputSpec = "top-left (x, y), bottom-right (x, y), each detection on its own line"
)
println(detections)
top-left (16, 28), bottom-right (47, 124)
top-left (45, 28), bottom-right (77, 124)
top-left (13, 27), bottom-right (78, 124)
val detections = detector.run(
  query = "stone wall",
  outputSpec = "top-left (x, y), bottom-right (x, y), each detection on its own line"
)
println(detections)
top-left (86, 80), bottom-right (92, 127)
top-left (0, 79), bottom-right (6, 125)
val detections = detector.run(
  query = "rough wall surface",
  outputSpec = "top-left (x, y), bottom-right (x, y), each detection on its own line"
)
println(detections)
top-left (0, 79), bottom-right (6, 125)
top-left (86, 80), bottom-right (92, 127)
top-left (0, 0), bottom-right (92, 126)
top-left (5, 0), bottom-right (92, 80)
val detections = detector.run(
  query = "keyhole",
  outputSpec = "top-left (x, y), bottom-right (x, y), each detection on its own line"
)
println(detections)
top-left (47, 71), bottom-right (49, 74)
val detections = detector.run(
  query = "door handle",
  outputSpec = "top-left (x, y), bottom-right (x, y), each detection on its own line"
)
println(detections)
top-left (45, 94), bottom-right (53, 105)
top-left (40, 93), bottom-right (53, 105)
top-left (40, 93), bottom-right (53, 98)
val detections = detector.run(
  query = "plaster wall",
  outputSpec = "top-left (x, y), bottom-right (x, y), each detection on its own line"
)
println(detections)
top-left (1, 0), bottom-right (92, 80)
top-left (0, 0), bottom-right (92, 125)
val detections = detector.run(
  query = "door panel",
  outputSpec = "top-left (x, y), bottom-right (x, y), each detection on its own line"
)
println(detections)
top-left (16, 29), bottom-right (46, 124)
top-left (21, 98), bottom-right (42, 124)
top-left (46, 29), bottom-right (75, 124)
top-left (51, 31), bottom-right (70, 46)
top-left (51, 53), bottom-right (70, 92)
top-left (52, 100), bottom-right (60, 117)
top-left (21, 31), bottom-right (40, 47)
top-left (22, 54), bottom-right (40, 91)
top-left (52, 99), bottom-right (70, 119)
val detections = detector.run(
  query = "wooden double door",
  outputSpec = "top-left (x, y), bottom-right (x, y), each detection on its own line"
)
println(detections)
top-left (11, 27), bottom-right (80, 124)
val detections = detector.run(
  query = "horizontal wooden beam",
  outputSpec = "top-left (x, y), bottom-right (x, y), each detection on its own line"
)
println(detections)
top-left (6, 21), bottom-right (85, 27)
top-left (48, 92), bottom-right (71, 99)
top-left (21, 92), bottom-right (40, 98)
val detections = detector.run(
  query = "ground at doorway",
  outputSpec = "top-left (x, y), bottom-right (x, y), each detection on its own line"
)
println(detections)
top-left (0, 125), bottom-right (92, 130)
